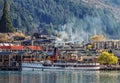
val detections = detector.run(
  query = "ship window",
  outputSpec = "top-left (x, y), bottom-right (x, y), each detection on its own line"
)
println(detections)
top-left (0, 59), bottom-right (2, 62)
top-left (84, 59), bottom-right (87, 61)
top-left (0, 56), bottom-right (2, 62)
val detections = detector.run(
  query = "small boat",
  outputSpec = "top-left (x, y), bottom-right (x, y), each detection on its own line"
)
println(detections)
top-left (22, 60), bottom-right (100, 71)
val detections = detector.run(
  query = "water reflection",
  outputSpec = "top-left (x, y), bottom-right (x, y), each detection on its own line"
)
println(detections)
top-left (0, 71), bottom-right (21, 83)
top-left (0, 70), bottom-right (120, 83)
top-left (99, 71), bottom-right (119, 83)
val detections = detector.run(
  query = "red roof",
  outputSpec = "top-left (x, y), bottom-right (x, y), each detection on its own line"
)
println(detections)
top-left (0, 45), bottom-right (42, 51)
top-left (27, 46), bottom-right (42, 50)
top-left (11, 46), bottom-right (24, 50)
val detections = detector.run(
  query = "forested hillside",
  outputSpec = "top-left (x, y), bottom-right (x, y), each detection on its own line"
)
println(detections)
top-left (0, 0), bottom-right (120, 41)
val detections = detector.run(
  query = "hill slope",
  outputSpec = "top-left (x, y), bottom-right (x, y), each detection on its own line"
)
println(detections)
top-left (0, 0), bottom-right (120, 41)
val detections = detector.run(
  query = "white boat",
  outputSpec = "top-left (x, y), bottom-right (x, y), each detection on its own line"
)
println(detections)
top-left (22, 60), bottom-right (100, 71)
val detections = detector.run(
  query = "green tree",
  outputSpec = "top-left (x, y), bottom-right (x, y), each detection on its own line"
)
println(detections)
top-left (97, 51), bottom-right (118, 65)
top-left (0, 1), bottom-right (14, 33)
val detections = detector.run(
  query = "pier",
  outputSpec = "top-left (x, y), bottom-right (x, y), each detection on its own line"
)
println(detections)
top-left (0, 66), bottom-right (21, 71)
top-left (100, 65), bottom-right (120, 70)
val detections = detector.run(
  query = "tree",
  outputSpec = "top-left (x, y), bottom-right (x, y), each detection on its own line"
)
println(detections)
top-left (97, 51), bottom-right (118, 65)
top-left (0, 1), bottom-right (14, 33)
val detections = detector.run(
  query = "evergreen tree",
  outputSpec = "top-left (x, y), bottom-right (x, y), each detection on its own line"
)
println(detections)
top-left (0, 1), bottom-right (14, 33)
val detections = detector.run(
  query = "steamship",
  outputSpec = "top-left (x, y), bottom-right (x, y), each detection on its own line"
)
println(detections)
top-left (22, 48), bottom-right (100, 71)
top-left (22, 61), bottom-right (100, 71)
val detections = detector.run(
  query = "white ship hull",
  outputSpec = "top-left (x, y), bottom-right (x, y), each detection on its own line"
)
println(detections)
top-left (22, 62), bottom-right (100, 71)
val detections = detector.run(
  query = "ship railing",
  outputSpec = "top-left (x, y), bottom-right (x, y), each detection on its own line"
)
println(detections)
top-left (53, 62), bottom-right (100, 66)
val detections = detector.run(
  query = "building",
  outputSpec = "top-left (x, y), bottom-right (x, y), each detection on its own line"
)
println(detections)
top-left (0, 42), bottom-right (42, 52)
top-left (93, 40), bottom-right (120, 50)
top-left (0, 51), bottom-right (25, 69)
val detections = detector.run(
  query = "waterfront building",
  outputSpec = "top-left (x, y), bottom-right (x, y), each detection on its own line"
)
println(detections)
top-left (0, 51), bottom-right (25, 70)
top-left (0, 42), bottom-right (42, 52)
top-left (0, 52), bottom-right (13, 66)
top-left (93, 40), bottom-right (120, 50)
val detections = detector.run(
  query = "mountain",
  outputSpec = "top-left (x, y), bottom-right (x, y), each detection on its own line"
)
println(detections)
top-left (0, 0), bottom-right (120, 41)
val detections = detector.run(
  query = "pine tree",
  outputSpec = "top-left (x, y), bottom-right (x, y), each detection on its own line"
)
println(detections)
top-left (0, 1), bottom-right (14, 33)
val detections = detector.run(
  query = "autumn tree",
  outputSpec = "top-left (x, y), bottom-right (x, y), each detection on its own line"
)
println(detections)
top-left (97, 51), bottom-right (118, 65)
top-left (0, 1), bottom-right (14, 33)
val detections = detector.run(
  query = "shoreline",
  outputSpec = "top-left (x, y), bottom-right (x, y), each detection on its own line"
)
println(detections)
top-left (100, 65), bottom-right (120, 70)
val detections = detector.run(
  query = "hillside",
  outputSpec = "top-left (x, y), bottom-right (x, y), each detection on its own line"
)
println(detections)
top-left (0, 0), bottom-right (120, 41)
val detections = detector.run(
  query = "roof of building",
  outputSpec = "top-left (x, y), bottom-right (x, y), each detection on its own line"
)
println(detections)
top-left (22, 39), bottom-right (52, 44)
top-left (11, 46), bottom-right (24, 50)
top-left (46, 51), bottom-right (54, 56)
top-left (27, 46), bottom-right (42, 50)
top-left (0, 45), bottom-right (42, 51)
top-left (0, 52), bottom-right (12, 55)
top-left (15, 51), bottom-right (25, 55)
top-left (35, 39), bottom-right (52, 43)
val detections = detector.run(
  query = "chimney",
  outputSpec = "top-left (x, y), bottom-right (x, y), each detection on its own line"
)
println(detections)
top-left (53, 47), bottom-right (58, 59)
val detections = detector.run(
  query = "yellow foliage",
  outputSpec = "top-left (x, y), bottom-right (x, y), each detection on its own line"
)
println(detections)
top-left (87, 44), bottom-right (93, 49)
top-left (91, 34), bottom-right (105, 42)
top-left (14, 32), bottom-right (25, 37)
top-left (97, 51), bottom-right (118, 65)
top-left (0, 32), bottom-right (25, 42)
top-left (0, 34), bottom-right (11, 42)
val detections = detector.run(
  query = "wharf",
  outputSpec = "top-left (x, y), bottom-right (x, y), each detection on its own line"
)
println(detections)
top-left (100, 65), bottom-right (120, 70)
top-left (1, 65), bottom-right (120, 71)
top-left (0, 66), bottom-right (21, 71)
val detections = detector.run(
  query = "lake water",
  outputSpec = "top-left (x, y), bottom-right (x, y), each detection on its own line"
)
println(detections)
top-left (0, 70), bottom-right (120, 83)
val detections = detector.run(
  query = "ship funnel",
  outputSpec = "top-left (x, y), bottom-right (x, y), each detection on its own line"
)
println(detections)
top-left (53, 47), bottom-right (58, 59)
